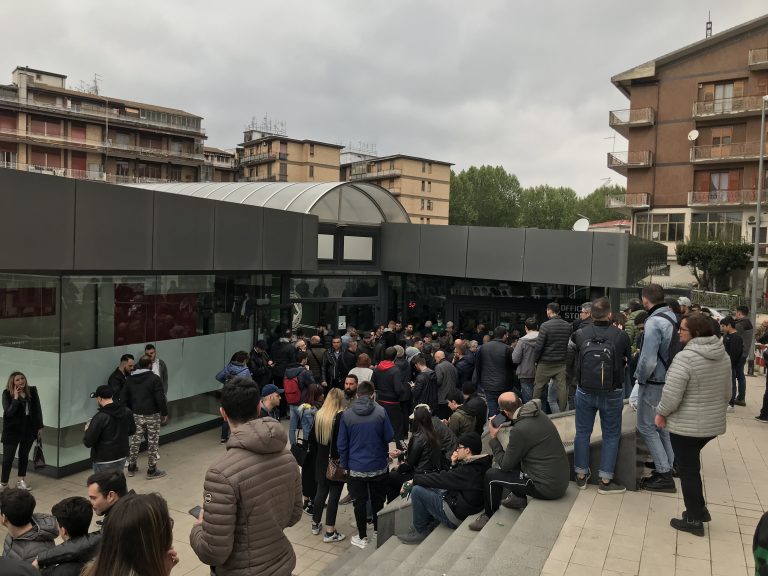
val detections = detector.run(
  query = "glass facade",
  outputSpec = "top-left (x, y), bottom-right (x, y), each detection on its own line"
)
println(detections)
top-left (0, 272), bottom-right (282, 473)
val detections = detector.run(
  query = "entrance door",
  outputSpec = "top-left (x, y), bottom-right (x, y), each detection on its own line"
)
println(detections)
top-left (457, 308), bottom-right (493, 338)
top-left (254, 306), bottom-right (292, 345)
top-left (338, 303), bottom-right (377, 334)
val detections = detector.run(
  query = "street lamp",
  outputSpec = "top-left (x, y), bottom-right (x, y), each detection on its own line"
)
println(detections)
top-left (749, 94), bottom-right (768, 365)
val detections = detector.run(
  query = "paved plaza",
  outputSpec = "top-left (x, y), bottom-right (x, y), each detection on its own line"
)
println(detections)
top-left (2, 374), bottom-right (766, 576)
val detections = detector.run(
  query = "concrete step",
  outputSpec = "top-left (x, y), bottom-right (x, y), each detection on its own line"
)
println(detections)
top-left (348, 535), bottom-right (400, 576)
top-left (386, 524), bottom-right (453, 576)
top-left (321, 535), bottom-right (378, 576)
top-left (410, 511), bottom-right (490, 576)
top-left (367, 540), bottom-right (424, 576)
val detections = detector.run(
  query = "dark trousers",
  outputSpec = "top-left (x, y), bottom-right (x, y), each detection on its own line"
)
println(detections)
top-left (483, 467), bottom-right (540, 516)
top-left (669, 433), bottom-right (713, 522)
top-left (761, 372), bottom-right (768, 419)
top-left (379, 401), bottom-right (404, 442)
top-left (313, 473), bottom-right (344, 527)
top-left (2, 437), bottom-right (35, 484)
top-left (347, 474), bottom-right (387, 539)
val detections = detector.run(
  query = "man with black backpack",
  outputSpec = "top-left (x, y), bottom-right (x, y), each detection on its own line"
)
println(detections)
top-left (634, 284), bottom-right (679, 493)
top-left (572, 298), bottom-right (631, 494)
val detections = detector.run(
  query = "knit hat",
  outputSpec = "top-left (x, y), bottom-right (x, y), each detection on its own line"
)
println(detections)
top-left (457, 432), bottom-right (482, 455)
top-left (405, 346), bottom-right (420, 361)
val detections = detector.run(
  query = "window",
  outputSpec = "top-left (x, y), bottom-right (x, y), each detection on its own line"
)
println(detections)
top-left (711, 126), bottom-right (732, 146)
top-left (115, 132), bottom-right (131, 146)
top-left (279, 163), bottom-right (287, 177)
top-left (426, 218), bottom-right (431, 224)
top-left (422, 162), bottom-right (426, 173)
top-left (690, 212), bottom-right (742, 242)
top-left (427, 200), bottom-right (433, 211)
top-left (420, 199), bottom-right (425, 209)
top-left (0, 149), bottom-right (17, 166)
top-left (168, 166), bottom-right (182, 181)
top-left (428, 162), bottom-right (433, 174)
top-left (635, 213), bottom-right (685, 242)
top-left (421, 181), bottom-right (426, 191)
top-left (309, 165), bottom-right (314, 178)
top-left (137, 163), bottom-right (161, 180)
top-left (116, 161), bottom-right (130, 177)
top-left (389, 159), bottom-right (395, 170)
top-left (310, 143), bottom-right (315, 157)
top-left (427, 181), bottom-right (432, 193)
top-left (699, 80), bottom-right (745, 113)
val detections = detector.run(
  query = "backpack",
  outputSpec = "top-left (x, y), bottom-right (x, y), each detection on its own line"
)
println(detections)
top-left (655, 313), bottom-right (681, 370)
top-left (283, 373), bottom-right (302, 405)
top-left (578, 326), bottom-right (617, 392)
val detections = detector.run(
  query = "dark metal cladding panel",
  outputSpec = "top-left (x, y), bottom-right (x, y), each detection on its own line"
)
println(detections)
top-left (153, 193), bottom-right (215, 270)
top-left (466, 227), bottom-right (525, 281)
top-left (213, 202), bottom-right (264, 270)
top-left (418, 225), bottom-right (469, 278)
top-left (523, 229), bottom-right (593, 286)
top-left (380, 223), bottom-right (421, 274)
top-left (591, 233), bottom-right (629, 288)
top-left (262, 209), bottom-right (305, 270)
top-left (301, 216), bottom-right (319, 271)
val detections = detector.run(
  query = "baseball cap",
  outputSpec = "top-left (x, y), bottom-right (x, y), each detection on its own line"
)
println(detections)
top-left (261, 383), bottom-right (283, 397)
top-left (90, 385), bottom-right (113, 399)
top-left (678, 297), bottom-right (692, 307)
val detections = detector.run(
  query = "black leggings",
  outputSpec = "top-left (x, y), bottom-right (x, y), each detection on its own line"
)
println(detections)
top-left (313, 474), bottom-right (344, 527)
top-left (2, 437), bottom-right (35, 484)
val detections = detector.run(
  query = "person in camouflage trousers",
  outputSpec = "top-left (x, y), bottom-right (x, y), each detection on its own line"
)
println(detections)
top-left (124, 354), bottom-right (168, 479)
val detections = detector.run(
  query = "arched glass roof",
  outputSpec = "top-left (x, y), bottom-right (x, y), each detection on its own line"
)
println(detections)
top-left (132, 181), bottom-right (410, 224)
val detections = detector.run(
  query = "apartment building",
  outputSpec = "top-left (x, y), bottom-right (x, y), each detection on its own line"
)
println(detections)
top-left (341, 153), bottom-right (452, 225)
top-left (608, 15), bottom-right (768, 281)
top-left (0, 66), bottom-right (206, 184)
top-left (239, 128), bottom-right (343, 182)
top-left (202, 147), bottom-right (237, 182)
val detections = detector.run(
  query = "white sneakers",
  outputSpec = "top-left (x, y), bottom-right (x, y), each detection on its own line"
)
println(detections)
top-left (16, 479), bottom-right (30, 490)
top-left (350, 535), bottom-right (369, 549)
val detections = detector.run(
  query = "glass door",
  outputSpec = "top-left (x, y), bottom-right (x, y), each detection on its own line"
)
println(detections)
top-left (457, 308), bottom-right (493, 339)
top-left (338, 303), bottom-right (377, 334)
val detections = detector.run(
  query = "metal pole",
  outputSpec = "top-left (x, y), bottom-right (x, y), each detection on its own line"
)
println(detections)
top-left (750, 95), bottom-right (768, 365)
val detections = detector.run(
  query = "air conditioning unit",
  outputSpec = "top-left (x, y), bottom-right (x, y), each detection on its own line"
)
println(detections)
top-left (748, 216), bottom-right (757, 225)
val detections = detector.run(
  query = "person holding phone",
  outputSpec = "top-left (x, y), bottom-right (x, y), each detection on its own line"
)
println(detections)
top-left (468, 393), bottom-right (569, 532)
top-left (1, 372), bottom-right (43, 490)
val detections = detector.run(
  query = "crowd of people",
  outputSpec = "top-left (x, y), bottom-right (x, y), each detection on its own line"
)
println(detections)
top-left (3, 285), bottom-right (768, 574)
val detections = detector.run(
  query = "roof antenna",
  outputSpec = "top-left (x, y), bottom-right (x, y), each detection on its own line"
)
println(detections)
top-left (706, 11), bottom-right (712, 38)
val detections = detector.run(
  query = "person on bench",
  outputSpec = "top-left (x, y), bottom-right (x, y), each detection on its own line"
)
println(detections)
top-left (469, 393), bottom-right (569, 531)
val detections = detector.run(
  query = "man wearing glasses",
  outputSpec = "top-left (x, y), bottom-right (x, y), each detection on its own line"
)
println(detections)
top-left (396, 432), bottom-right (490, 544)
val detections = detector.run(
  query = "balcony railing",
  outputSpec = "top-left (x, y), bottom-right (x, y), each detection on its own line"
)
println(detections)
top-left (0, 92), bottom-right (205, 136)
top-left (348, 168), bottom-right (402, 181)
top-left (608, 108), bottom-right (655, 136)
top-left (0, 160), bottom-right (170, 184)
top-left (692, 95), bottom-right (767, 118)
top-left (748, 48), bottom-right (768, 69)
top-left (688, 189), bottom-right (759, 206)
top-left (240, 152), bottom-right (277, 166)
top-left (607, 151), bottom-right (653, 175)
top-left (604, 193), bottom-right (650, 210)
top-left (206, 158), bottom-right (237, 169)
top-left (250, 174), bottom-right (288, 182)
top-left (0, 125), bottom-right (204, 161)
top-left (690, 141), bottom-right (768, 162)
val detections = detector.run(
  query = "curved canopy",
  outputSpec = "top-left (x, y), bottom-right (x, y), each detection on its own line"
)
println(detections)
top-left (132, 181), bottom-right (410, 225)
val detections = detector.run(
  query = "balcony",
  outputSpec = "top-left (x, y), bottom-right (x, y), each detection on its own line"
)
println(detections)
top-left (0, 160), bottom-right (170, 184)
top-left (0, 92), bottom-right (205, 137)
top-left (250, 174), bottom-right (288, 183)
top-left (348, 168), bottom-right (402, 181)
top-left (240, 152), bottom-right (277, 166)
top-left (688, 189), bottom-right (759, 206)
top-left (604, 193), bottom-right (650, 213)
top-left (608, 107), bottom-right (656, 137)
top-left (607, 151), bottom-right (653, 175)
top-left (692, 95), bottom-right (767, 120)
top-left (690, 141), bottom-right (768, 163)
top-left (206, 158), bottom-right (237, 169)
top-left (748, 48), bottom-right (768, 70)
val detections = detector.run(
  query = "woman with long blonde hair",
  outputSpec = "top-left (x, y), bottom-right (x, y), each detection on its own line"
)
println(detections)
top-left (309, 387), bottom-right (347, 543)
top-left (2, 372), bottom-right (43, 490)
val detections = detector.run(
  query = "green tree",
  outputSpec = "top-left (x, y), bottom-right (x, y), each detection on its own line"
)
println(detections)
top-left (448, 166), bottom-right (521, 227)
top-left (576, 184), bottom-right (626, 224)
top-left (517, 185), bottom-right (579, 229)
top-left (676, 240), bottom-right (753, 291)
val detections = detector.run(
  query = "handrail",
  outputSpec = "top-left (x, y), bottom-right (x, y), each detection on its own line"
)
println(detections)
top-left (687, 189), bottom-right (759, 205)
top-left (240, 152), bottom-right (277, 166)
top-left (0, 160), bottom-right (172, 183)
top-left (608, 108), bottom-right (655, 125)
top-left (607, 151), bottom-right (653, 167)
top-left (748, 48), bottom-right (768, 66)
top-left (690, 141), bottom-right (767, 161)
top-left (693, 95), bottom-right (767, 117)
top-left (604, 193), bottom-right (650, 208)
top-left (349, 168), bottom-right (402, 180)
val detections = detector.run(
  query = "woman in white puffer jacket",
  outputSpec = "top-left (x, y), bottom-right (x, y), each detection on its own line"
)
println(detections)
top-left (656, 312), bottom-right (731, 537)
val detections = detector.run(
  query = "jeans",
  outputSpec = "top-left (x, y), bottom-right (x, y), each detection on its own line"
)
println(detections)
top-left (519, 379), bottom-right (534, 404)
top-left (411, 486), bottom-right (456, 533)
top-left (547, 379), bottom-right (561, 415)
top-left (93, 458), bottom-right (127, 474)
top-left (636, 384), bottom-right (674, 473)
top-left (732, 361), bottom-right (747, 402)
top-left (670, 433), bottom-right (713, 522)
top-left (347, 473), bottom-right (387, 539)
top-left (574, 388), bottom-right (624, 481)
top-left (533, 362), bottom-right (566, 411)
top-left (313, 472), bottom-right (344, 527)
top-left (485, 390), bottom-right (502, 418)
top-left (623, 367), bottom-right (633, 399)
top-left (288, 405), bottom-right (301, 446)
top-left (1, 437), bottom-right (35, 483)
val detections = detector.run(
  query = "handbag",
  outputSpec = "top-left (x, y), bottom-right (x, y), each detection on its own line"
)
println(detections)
top-left (290, 439), bottom-right (308, 466)
top-left (33, 439), bottom-right (46, 470)
top-left (326, 457), bottom-right (347, 482)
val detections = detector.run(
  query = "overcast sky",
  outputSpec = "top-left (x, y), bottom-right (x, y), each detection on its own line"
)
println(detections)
top-left (2, 1), bottom-right (766, 195)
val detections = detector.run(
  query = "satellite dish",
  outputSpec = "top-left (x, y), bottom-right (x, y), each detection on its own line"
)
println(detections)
top-left (687, 129), bottom-right (700, 142)
top-left (572, 218), bottom-right (590, 232)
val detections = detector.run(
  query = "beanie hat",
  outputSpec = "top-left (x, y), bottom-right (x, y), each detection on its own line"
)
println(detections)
top-left (457, 432), bottom-right (482, 455)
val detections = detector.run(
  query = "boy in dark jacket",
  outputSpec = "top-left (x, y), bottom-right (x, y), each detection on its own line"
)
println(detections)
top-left (83, 385), bottom-right (135, 474)
top-left (35, 497), bottom-right (100, 576)
top-left (721, 317), bottom-right (744, 410)
top-left (0, 489), bottom-right (58, 562)
top-left (397, 432), bottom-right (491, 544)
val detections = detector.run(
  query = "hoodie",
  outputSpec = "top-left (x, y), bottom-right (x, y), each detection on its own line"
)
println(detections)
top-left (83, 402), bottom-right (136, 463)
top-left (461, 394), bottom-right (488, 436)
top-left (735, 317), bottom-right (754, 361)
top-left (338, 396), bottom-right (394, 475)
top-left (512, 331), bottom-right (539, 380)
top-left (488, 400), bottom-right (569, 500)
top-left (190, 418), bottom-right (302, 576)
top-left (124, 369), bottom-right (167, 416)
top-left (371, 360), bottom-right (402, 403)
top-left (657, 335), bottom-right (731, 438)
top-left (37, 533), bottom-right (101, 576)
top-left (2, 513), bottom-right (58, 562)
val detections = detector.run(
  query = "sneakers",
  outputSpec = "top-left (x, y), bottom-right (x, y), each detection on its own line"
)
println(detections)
top-left (397, 526), bottom-right (428, 545)
top-left (303, 500), bottom-right (314, 516)
top-left (597, 481), bottom-right (626, 495)
top-left (311, 522), bottom-right (322, 535)
top-left (146, 467), bottom-right (166, 480)
top-left (640, 471), bottom-right (676, 493)
top-left (220, 438), bottom-right (227, 444)
top-left (469, 513), bottom-right (490, 532)
top-left (339, 493), bottom-right (353, 505)
top-left (670, 516), bottom-right (705, 536)
top-left (683, 508), bottom-right (712, 523)
top-left (323, 530), bottom-right (345, 543)
top-left (756, 416), bottom-right (768, 423)
top-left (15, 479), bottom-right (30, 491)
top-left (500, 494), bottom-right (528, 509)
top-left (726, 404), bottom-right (735, 412)
top-left (350, 535), bottom-right (369, 549)
top-left (0, 483), bottom-right (7, 491)
top-left (127, 464), bottom-right (138, 477)
top-left (734, 399), bottom-right (747, 407)
top-left (576, 471), bottom-right (591, 490)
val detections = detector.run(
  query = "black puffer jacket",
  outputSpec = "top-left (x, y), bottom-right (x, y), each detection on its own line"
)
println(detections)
top-left (535, 316), bottom-right (571, 363)
top-left (37, 533), bottom-right (101, 576)
top-left (414, 454), bottom-right (492, 520)
top-left (83, 403), bottom-right (136, 462)
top-left (474, 339), bottom-right (513, 393)
top-left (123, 370), bottom-right (167, 417)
